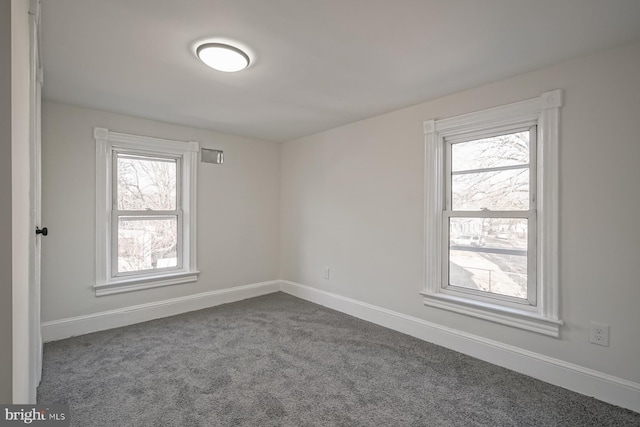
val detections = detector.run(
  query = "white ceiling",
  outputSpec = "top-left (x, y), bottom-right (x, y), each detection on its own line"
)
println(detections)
top-left (41, 0), bottom-right (640, 142)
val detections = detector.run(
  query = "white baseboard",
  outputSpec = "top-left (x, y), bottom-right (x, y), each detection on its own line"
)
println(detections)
top-left (279, 280), bottom-right (640, 413)
top-left (41, 280), bottom-right (280, 342)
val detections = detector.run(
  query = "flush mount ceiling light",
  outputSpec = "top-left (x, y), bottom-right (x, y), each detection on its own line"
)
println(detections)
top-left (196, 43), bottom-right (250, 72)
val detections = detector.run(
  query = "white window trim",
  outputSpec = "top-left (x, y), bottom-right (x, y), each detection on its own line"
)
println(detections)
top-left (421, 90), bottom-right (563, 337)
top-left (94, 127), bottom-right (199, 296)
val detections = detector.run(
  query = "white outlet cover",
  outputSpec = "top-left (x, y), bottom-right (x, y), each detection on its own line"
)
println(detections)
top-left (589, 322), bottom-right (610, 347)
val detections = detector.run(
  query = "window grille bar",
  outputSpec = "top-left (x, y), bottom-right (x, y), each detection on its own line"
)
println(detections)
top-left (452, 163), bottom-right (529, 175)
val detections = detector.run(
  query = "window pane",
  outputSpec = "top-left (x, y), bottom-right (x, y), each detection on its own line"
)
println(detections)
top-left (117, 155), bottom-right (177, 211)
top-left (449, 218), bottom-right (528, 299)
top-left (117, 218), bottom-right (178, 273)
top-left (451, 131), bottom-right (529, 172)
top-left (452, 167), bottom-right (529, 211)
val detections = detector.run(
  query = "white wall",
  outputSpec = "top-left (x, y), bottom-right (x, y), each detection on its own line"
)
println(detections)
top-left (0, 0), bottom-right (13, 403)
top-left (41, 102), bottom-right (280, 321)
top-left (280, 41), bottom-right (640, 384)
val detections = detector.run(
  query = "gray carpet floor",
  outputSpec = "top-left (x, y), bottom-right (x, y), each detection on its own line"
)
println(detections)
top-left (38, 292), bottom-right (640, 426)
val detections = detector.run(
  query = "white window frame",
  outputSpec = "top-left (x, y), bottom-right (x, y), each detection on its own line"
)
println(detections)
top-left (94, 127), bottom-right (199, 296)
top-left (422, 90), bottom-right (563, 337)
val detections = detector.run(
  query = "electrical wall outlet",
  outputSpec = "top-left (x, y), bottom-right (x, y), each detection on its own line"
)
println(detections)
top-left (589, 322), bottom-right (610, 346)
top-left (324, 268), bottom-right (330, 280)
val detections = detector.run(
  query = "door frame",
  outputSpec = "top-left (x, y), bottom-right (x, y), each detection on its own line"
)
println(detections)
top-left (11, 0), bottom-right (39, 403)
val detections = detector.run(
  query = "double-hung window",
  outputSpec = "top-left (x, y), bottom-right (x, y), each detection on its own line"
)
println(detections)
top-left (446, 127), bottom-right (537, 304)
top-left (422, 91), bottom-right (563, 336)
top-left (94, 127), bottom-right (199, 296)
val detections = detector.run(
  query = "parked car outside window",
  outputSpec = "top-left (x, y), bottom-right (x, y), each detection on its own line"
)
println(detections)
top-left (451, 235), bottom-right (485, 247)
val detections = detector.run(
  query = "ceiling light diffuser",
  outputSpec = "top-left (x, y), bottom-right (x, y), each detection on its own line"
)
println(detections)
top-left (196, 43), bottom-right (250, 72)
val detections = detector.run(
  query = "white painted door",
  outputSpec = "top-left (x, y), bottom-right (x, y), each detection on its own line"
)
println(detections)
top-left (29, 0), bottom-right (43, 392)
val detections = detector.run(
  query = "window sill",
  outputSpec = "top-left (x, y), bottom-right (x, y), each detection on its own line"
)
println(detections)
top-left (420, 291), bottom-right (563, 337)
top-left (94, 271), bottom-right (200, 296)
